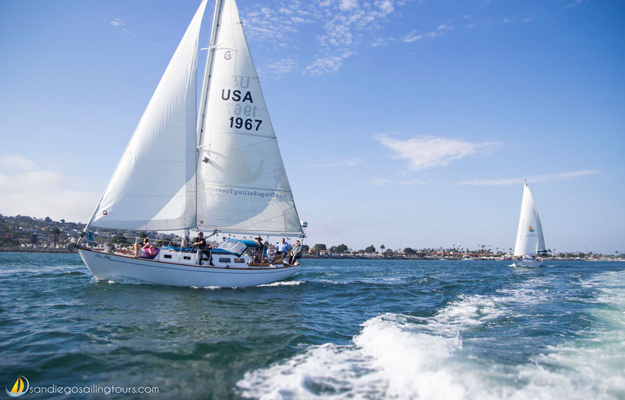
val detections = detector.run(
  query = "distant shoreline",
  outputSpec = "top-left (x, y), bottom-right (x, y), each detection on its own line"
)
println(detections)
top-left (0, 247), bottom-right (71, 254)
top-left (1, 247), bottom-right (620, 262)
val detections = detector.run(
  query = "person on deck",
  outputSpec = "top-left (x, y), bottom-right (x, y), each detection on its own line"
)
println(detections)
top-left (135, 238), bottom-right (157, 258)
top-left (85, 231), bottom-right (95, 248)
top-left (275, 238), bottom-right (291, 263)
top-left (254, 236), bottom-right (265, 263)
top-left (288, 240), bottom-right (302, 265)
top-left (192, 232), bottom-right (207, 250)
top-left (191, 232), bottom-right (207, 265)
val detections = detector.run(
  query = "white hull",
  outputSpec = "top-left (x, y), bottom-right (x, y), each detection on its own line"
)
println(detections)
top-left (78, 248), bottom-right (297, 288)
top-left (511, 258), bottom-right (543, 268)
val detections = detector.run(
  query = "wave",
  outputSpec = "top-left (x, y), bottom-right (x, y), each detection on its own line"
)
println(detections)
top-left (237, 313), bottom-right (467, 400)
top-left (257, 280), bottom-right (302, 287)
top-left (190, 285), bottom-right (222, 290)
top-left (237, 271), bottom-right (625, 400)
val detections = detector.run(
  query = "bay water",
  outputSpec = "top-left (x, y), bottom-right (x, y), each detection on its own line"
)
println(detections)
top-left (1, 253), bottom-right (624, 399)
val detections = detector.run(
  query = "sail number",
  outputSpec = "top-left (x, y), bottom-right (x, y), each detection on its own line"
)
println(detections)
top-left (229, 104), bottom-right (262, 131)
top-left (223, 90), bottom-right (263, 131)
top-left (229, 117), bottom-right (262, 131)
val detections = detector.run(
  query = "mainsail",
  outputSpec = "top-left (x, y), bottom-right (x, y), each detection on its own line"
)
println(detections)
top-left (86, 0), bottom-right (302, 236)
top-left (514, 182), bottom-right (545, 256)
top-left (196, 0), bottom-right (302, 235)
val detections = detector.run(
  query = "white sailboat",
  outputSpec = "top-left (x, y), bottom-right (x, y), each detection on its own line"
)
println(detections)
top-left (511, 181), bottom-right (546, 267)
top-left (77, 0), bottom-right (306, 288)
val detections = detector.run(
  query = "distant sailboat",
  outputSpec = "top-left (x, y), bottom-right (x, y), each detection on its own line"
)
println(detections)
top-left (512, 181), bottom-right (546, 267)
top-left (76, 0), bottom-right (306, 287)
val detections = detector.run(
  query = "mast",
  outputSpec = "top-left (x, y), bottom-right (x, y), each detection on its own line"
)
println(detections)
top-left (197, 0), bottom-right (224, 149)
top-left (196, 0), bottom-right (225, 229)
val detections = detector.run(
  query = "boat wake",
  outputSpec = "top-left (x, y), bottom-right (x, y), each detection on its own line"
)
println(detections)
top-left (237, 271), bottom-right (625, 400)
top-left (257, 280), bottom-right (302, 287)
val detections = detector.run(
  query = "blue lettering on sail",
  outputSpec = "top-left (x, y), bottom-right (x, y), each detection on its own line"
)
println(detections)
top-left (208, 187), bottom-right (286, 200)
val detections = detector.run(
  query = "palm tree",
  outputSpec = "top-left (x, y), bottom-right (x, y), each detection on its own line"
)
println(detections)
top-left (51, 227), bottom-right (61, 248)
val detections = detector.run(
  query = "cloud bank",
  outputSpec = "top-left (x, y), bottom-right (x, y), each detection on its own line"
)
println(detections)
top-left (457, 170), bottom-right (601, 185)
top-left (375, 134), bottom-right (501, 170)
top-left (0, 155), bottom-right (98, 223)
top-left (242, 0), bottom-right (408, 76)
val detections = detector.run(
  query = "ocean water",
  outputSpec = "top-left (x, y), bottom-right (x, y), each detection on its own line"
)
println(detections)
top-left (1, 253), bottom-right (624, 399)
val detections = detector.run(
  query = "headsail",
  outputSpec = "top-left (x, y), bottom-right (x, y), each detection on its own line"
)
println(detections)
top-left (196, 0), bottom-right (303, 236)
top-left (87, 0), bottom-right (208, 231)
top-left (514, 182), bottom-right (545, 256)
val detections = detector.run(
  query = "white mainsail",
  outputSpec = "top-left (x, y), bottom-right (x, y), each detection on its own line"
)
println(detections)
top-left (86, 0), bottom-right (302, 237)
top-left (196, 0), bottom-right (302, 235)
top-left (513, 182), bottom-right (545, 257)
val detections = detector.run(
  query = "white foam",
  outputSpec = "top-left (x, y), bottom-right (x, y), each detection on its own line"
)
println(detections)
top-left (257, 280), bottom-right (302, 287)
top-left (496, 276), bottom-right (554, 305)
top-left (237, 271), bottom-right (625, 400)
top-left (353, 314), bottom-right (467, 399)
top-left (237, 313), bottom-right (471, 399)
top-left (190, 285), bottom-right (222, 290)
top-left (428, 294), bottom-right (503, 336)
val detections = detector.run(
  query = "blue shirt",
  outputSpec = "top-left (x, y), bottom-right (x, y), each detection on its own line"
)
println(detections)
top-left (277, 241), bottom-right (291, 252)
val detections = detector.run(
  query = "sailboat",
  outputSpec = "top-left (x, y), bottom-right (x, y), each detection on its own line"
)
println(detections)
top-left (511, 181), bottom-right (546, 267)
top-left (76, 0), bottom-right (306, 288)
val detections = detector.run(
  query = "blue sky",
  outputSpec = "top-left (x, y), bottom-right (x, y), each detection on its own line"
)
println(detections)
top-left (1, 0), bottom-right (623, 253)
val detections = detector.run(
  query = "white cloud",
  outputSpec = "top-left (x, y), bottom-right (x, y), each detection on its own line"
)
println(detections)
top-left (305, 51), bottom-right (355, 76)
top-left (427, 24), bottom-right (453, 38)
top-left (457, 170), bottom-right (601, 186)
top-left (522, 15), bottom-right (536, 23)
top-left (0, 155), bottom-right (98, 223)
top-left (375, 134), bottom-right (501, 170)
top-left (261, 57), bottom-right (299, 76)
top-left (376, 0), bottom-right (395, 15)
top-left (371, 37), bottom-right (390, 46)
top-left (371, 177), bottom-right (427, 186)
top-left (241, 1), bottom-right (407, 76)
top-left (0, 155), bottom-right (37, 171)
top-left (110, 18), bottom-right (129, 34)
top-left (339, 0), bottom-right (359, 11)
top-left (403, 30), bottom-right (423, 43)
top-left (243, 5), bottom-right (308, 46)
top-left (309, 158), bottom-right (363, 168)
top-left (304, 0), bottom-right (401, 72)
top-left (565, 0), bottom-right (587, 8)
top-left (400, 24), bottom-right (453, 43)
top-left (371, 177), bottom-right (393, 186)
